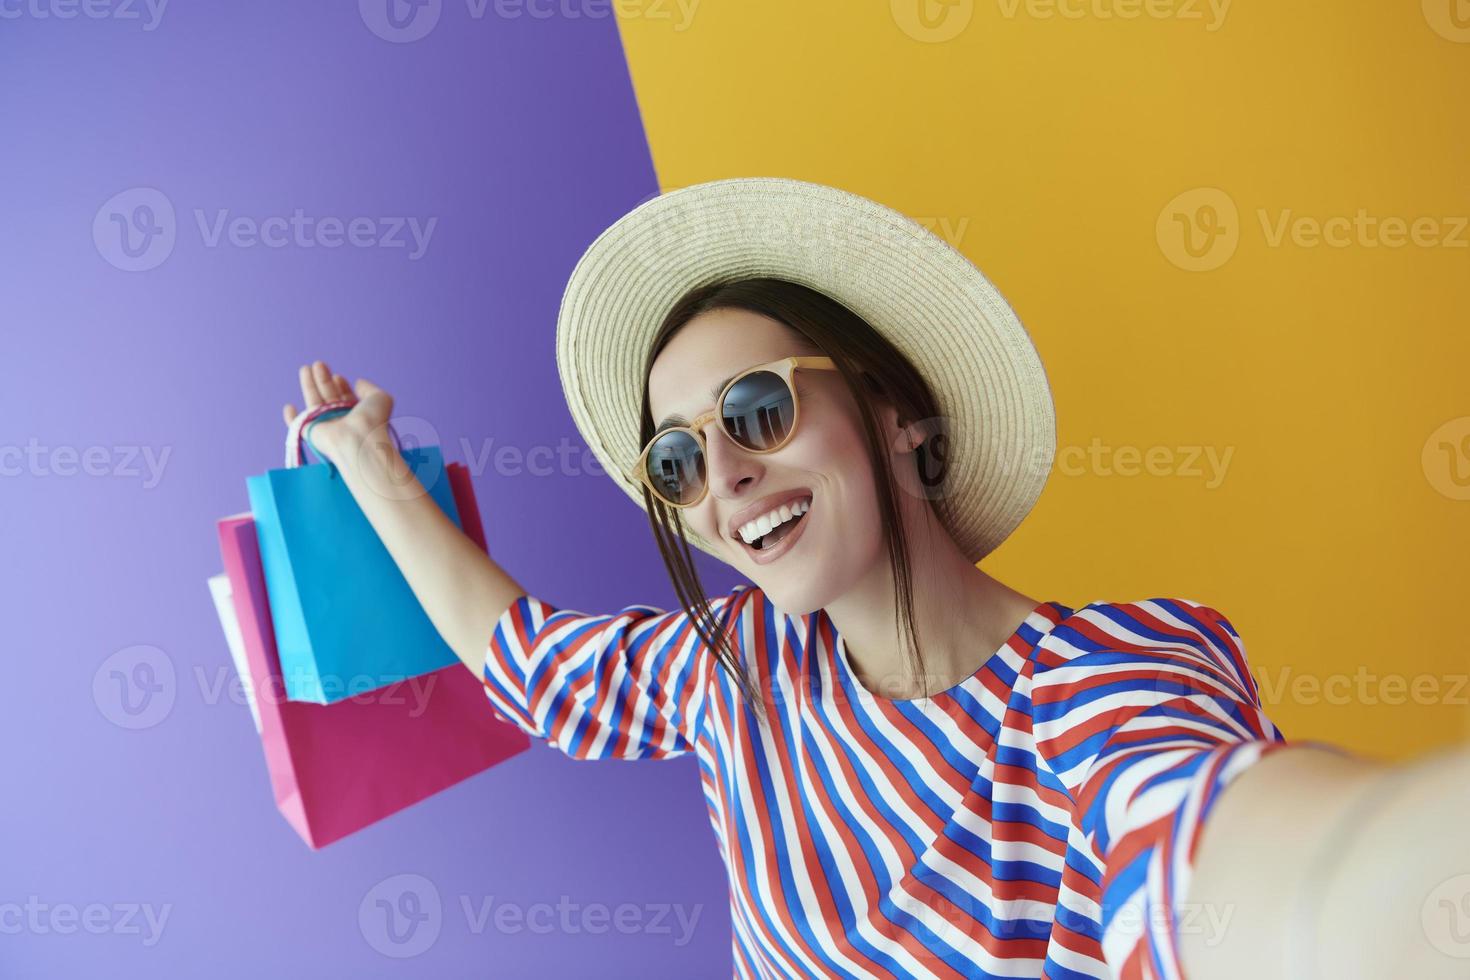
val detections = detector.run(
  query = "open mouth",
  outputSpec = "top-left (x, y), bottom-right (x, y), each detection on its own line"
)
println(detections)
top-left (736, 494), bottom-right (812, 554)
top-left (752, 509), bottom-right (806, 551)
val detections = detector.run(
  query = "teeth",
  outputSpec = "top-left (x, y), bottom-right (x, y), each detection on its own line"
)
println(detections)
top-left (738, 496), bottom-right (811, 545)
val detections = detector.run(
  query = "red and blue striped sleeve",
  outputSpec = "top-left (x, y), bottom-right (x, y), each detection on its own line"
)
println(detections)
top-left (1028, 598), bottom-right (1291, 980)
top-left (480, 586), bottom-right (747, 761)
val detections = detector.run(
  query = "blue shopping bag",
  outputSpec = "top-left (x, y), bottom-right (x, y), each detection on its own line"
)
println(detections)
top-left (245, 401), bottom-right (463, 704)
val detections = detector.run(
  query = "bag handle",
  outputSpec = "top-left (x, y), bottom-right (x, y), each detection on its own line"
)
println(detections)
top-left (284, 399), bottom-right (404, 474)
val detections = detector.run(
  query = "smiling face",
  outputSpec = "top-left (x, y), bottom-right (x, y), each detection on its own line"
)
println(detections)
top-left (646, 307), bottom-right (910, 616)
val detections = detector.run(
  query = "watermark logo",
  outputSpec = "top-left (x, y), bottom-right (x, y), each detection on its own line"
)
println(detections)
top-left (1157, 187), bottom-right (1239, 272)
top-left (1424, 874), bottom-right (1470, 958)
top-left (97, 648), bottom-right (440, 730)
top-left (93, 188), bottom-right (176, 273)
top-left (359, 873), bottom-right (443, 958)
top-left (351, 415), bottom-right (448, 503)
top-left (891, 0), bottom-right (975, 43)
top-left (1159, 188), bottom-right (1469, 271)
top-left (93, 645), bottom-right (176, 730)
top-left (359, 0), bottom-right (442, 42)
top-left (1422, 416), bottom-right (1470, 501)
top-left (1422, 0), bottom-right (1470, 42)
top-left (93, 188), bottom-right (437, 271)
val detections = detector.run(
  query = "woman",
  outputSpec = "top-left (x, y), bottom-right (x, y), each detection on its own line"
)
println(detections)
top-left (283, 179), bottom-right (1467, 979)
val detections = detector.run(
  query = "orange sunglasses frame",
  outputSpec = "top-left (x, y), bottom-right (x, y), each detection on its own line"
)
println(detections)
top-left (627, 355), bottom-right (838, 508)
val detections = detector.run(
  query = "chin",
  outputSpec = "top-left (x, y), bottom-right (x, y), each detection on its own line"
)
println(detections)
top-left (755, 577), bottom-right (830, 618)
top-left (742, 521), bottom-right (859, 617)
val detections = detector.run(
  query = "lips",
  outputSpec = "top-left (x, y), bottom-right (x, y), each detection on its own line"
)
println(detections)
top-left (726, 488), bottom-right (815, 543)
top-left (738, 497), bottom-right (812, 565)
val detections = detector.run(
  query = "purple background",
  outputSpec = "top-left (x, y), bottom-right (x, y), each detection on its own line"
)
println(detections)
top-left (2, 3), bottom-right (744, 976)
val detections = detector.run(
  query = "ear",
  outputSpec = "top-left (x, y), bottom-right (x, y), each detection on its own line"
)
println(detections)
top-left (860, 370), bottom-right (931, 454)
top-left (877, 399), bottom-right (928, 455)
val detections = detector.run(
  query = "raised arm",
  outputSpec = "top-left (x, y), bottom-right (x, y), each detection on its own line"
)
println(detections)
top-left (284, 362), bottom-right (526, 679)
top-left (284, 360), bottom-right (745, 760)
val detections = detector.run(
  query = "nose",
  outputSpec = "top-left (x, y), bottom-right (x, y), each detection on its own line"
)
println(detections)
top-left (701, 420), bottom-right (762, 502)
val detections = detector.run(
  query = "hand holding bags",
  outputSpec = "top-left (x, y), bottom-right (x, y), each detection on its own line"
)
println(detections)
top-left (245, 403), bottom-right (463, 703)
top-left (214, 457), bottom-right (529, 849)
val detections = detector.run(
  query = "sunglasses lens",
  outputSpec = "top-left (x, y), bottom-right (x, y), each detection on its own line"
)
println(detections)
top-left (644, 429), bottom-right (707, 505)
top-left (721, 371), bottom-right (795, 451)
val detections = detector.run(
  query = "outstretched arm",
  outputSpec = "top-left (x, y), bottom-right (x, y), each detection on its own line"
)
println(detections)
top-left (1179, 739), bottom-right (1470, 979)
top-left (1026, 596), bottom-right (1467, 979)
top-left (286, 361), bottom-right (528, 679)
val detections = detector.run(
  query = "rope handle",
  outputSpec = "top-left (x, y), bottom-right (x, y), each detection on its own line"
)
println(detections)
top-left (284, 398), bottom-right (404, 473)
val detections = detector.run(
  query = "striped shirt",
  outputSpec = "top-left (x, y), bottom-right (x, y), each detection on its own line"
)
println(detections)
top-left (481, 583), bottom-right (1290, 979)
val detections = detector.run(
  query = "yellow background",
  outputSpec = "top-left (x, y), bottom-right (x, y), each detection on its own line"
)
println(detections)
top-left (614, 0), bottom-right (1470, 761)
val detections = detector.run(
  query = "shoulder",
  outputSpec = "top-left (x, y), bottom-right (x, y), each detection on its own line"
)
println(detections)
top-left (1031, 596), bottom-right (1265, 708)
top-left (1042, 596), bottom-right (1248, 663)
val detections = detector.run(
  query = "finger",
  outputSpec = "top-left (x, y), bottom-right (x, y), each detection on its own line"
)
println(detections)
top-left (283, 403), bottom-right (297, 427)
top-left (333, 373), bottom-right (356, 403)
top-left (312, 361), bottom-right (339, 405)
top-left (300, 364), bottom-right (324, 410)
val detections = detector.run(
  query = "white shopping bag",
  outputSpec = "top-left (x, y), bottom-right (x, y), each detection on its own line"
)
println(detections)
top-left (207, 572), bottom-right (262, 733)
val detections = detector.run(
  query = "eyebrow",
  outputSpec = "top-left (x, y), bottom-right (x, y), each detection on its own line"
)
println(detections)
top-left (654, 370), bottom-right (747, 434)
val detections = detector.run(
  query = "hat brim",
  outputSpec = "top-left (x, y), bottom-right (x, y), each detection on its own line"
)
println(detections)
top-left (556, 176), bottom-right (1056, 564)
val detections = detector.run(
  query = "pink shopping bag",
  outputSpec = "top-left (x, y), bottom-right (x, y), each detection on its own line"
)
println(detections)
top-left (215, 461), bottom-right (529, 849)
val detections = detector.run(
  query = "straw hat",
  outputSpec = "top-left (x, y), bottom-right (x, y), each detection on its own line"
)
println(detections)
top-left (555, 176), bottom-right (1056, 563)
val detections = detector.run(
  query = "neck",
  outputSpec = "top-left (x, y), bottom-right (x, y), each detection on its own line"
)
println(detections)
top-left (822, 507), bottom-right (1041, 700)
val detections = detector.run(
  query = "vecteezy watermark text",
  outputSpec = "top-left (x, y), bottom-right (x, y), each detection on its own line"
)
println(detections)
top-left (92, 643), bottom-right (442, 730)
top-left (357, 874), bottom-right (704, 958)
top-left (193, 209), bottom-right (437, 259)
top-left (1056, 437), bottom-right (1234, 488)
top-left (1255, 665), bottom-right (1470, 708)
top-left (890, 0), bottom-right (1231, 44)
top-left (0, 438), bottom-right (170, 487)
top-left (93, 188), bottom-right (437, 272)
top-left (1157, 187), bottom-right (1470, 272)
top-left (358, 0), bottom-right (701, 43)
top-left (0, 0), bottom-right (167, 29)
top-left (457, 435), bottom-right (607, 479)
top-left (0, 897), bottom-right (172, 946)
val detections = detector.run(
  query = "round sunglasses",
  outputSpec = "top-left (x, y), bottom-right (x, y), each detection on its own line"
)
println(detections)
top-left (627, 355), bottom-right (839, 508)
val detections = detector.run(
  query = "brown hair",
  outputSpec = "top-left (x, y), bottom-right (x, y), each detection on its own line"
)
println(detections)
top-left (634, 277), bottom-right (954, 724)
